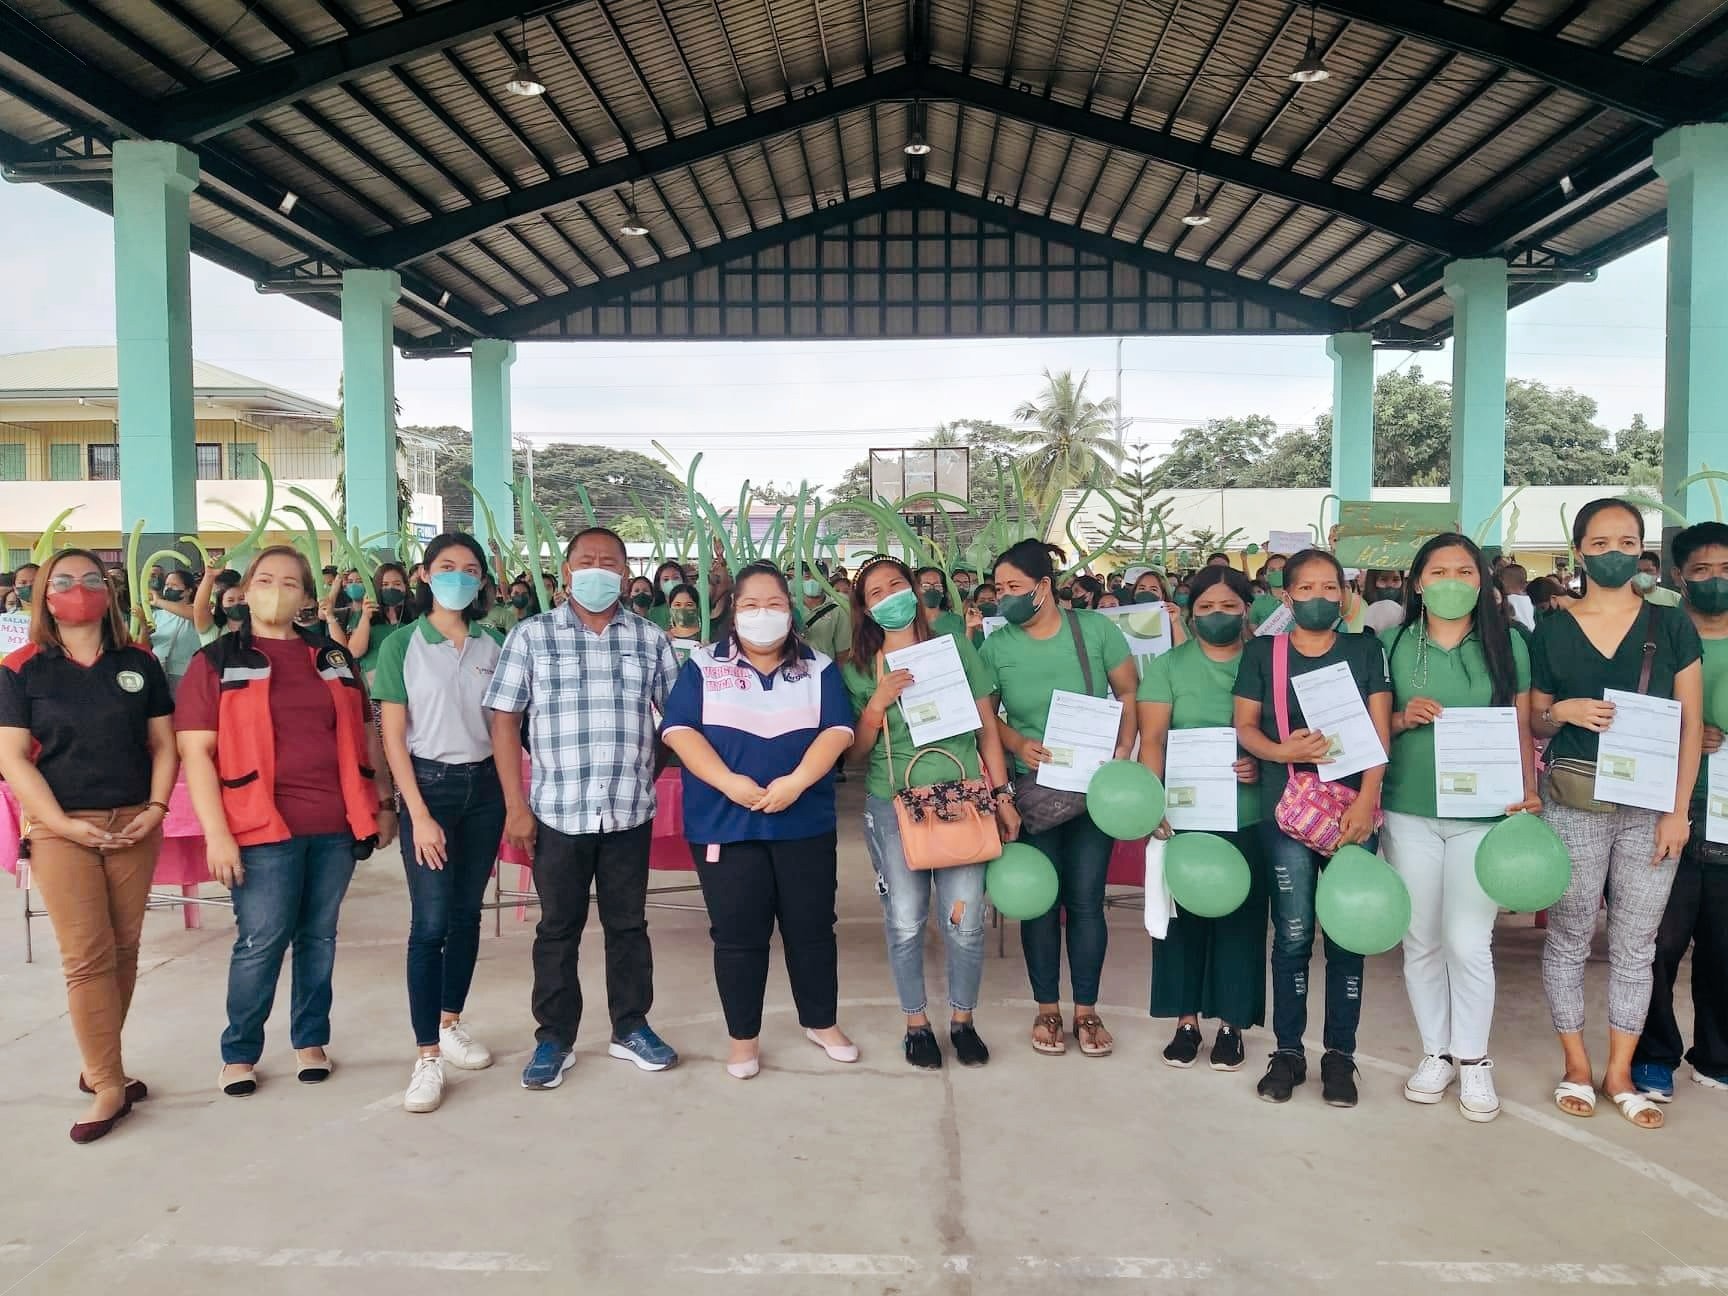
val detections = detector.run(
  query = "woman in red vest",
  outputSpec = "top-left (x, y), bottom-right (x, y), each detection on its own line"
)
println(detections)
top-left (176, 546), bottom-right (397, 1097)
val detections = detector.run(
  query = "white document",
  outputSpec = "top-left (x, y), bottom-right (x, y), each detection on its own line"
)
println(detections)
top-left (1433, 707), bottom-right (1523, 817)
top-left (1289, 661), bottom-right (1387, 782)
top-left (1254, 603), bottom-right (1295, 636)
top-left (979, 616), bottom-right (1006, 639)
top-left (1594, 688), bottom-right (1682, 812)
top-left (1163, 727), bottom-right (1240, 832)
top-left (886, 634), bottom-right (981, 746)
top-left (1707, 755), bottom-right (1728, 845)
top-left (1037, 689), bottom-right (1123, 792)
top-left (1267, 530), bottom-right (1310, 557)
top-left (1141, 836), bottom-right (1177, 940)
top-left (1096, 603), bottom-right (1173, 658)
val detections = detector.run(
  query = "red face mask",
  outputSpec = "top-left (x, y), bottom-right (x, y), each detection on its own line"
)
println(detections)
top-left (47, 586), bottom-right (110, 625)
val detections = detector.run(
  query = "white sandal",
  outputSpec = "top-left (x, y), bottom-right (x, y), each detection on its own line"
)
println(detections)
top-left (1608, 1089), bottom-right (1665, 1129)
top-left (1554, 1080), bottom-right (1597, 1117)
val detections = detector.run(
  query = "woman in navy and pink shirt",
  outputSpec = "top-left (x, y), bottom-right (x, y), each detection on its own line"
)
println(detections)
top-left (661, 563), bottom-right (857, 1080)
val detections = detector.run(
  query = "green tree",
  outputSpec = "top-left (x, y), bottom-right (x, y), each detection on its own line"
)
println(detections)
top-left (1617, 414), bottom-right (1663, 494)
top-left (1371, 365), bottom-right (1453, 488)
top-left (1104, 440), bottom-right (1176, 560)
top-left (1009, 369), bottom-right (1124, 509)
top-left (1147, 415), bottom-right (1277, 489)
top-left (1503, 380), bottom-right (1619, 486)
top-left (528, 443), bottom-right (685, 535)
top-left (1242, 423), bottom-right (1331, 489)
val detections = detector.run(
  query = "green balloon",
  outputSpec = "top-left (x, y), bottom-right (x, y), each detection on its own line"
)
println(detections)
top-left (986, 842), bottom-right (1059, 921)
top-left (1475, 812), bottom-right (1572, 912)
top-left (1245, 543), bottom-right (1261, 554)
top-left (1087, 760), bottom-right (1166, 840)
top-left (1163, 832), bottom-right (1252, 918)
top-left (1315, 844), bottom-right (1411, 955)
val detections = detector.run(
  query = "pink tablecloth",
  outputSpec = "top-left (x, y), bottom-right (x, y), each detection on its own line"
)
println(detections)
top-left (496, 767), bottom-right (690, 872)
top-left (0, 777), bottom-right (212, 885)
top-left (1108, 837), bottom-right (1147, 888)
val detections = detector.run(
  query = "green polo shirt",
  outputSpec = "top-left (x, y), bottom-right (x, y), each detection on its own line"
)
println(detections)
top-left (371, 618), bottom-right (506, 763)
top-left (1692, 633), bottom-right (1728, 804)
top-left (980, 610), bottom-right (1132, 775)
top-left (647, 603), bottom-right (672, 629)
top-left (843, 632), bottom-right (996, 797)
top-left (931, 610), bottom-right (967, 641)
top-left (802, 599), bottom-right (852, 663)
top-left (1379, 623), bottom-right (1531, 819)
top-left (1136, 639), bottom-right (1261, 827)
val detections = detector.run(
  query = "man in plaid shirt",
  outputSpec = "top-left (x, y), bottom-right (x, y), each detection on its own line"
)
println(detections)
top-left (486, 527), bottom-right (683, 1088)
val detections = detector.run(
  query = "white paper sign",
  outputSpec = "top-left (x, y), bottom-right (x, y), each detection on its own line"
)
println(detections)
top-left (1289, 660), bottom-right (1388, 782)
top-left (1594, 688), bottom-right (1682, 812)
top-left (1706, 754), bottom-right (1728, 845)
top-left (979, 616), bottom-right (1007, 639)
top-left (0, 612), bottom-right (27, 655)
top-left (1095, 602), bottom-right (1173, 658)
top-left (1037, 689), bottom-right (1123, 792)
top-left (1163, 726), bottom-right (1240, 831)
top-left (1141, 836), bottom-right (1177, 940)
top-left (1267, 531), bottom-right (1310, 557)
top-left (1254, 603), bottom-right (1295, 636)
top-left (1434, 707), bottom-right (1524, 817)
top-left (887, 634), bottom-right (981, 746)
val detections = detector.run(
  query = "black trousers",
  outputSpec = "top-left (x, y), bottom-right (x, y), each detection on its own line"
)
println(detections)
top-left (1635, 842), bottom-right (1728, 1075)
top-left (530, 820), bottom-right (653, 1048)
top-left (693, 833), bottom-right (839, 1040)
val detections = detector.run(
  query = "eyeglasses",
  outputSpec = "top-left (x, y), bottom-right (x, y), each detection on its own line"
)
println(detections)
top-left (48, 573), bottom-right (108, 593)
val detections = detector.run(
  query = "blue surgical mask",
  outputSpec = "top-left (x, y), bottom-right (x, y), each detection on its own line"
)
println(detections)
top-left (803, 578), bottom-right (822, 598)
top-left (568, 568), bottom-right (622, 613)
top-left (429, 570), bottom-right (481, 612)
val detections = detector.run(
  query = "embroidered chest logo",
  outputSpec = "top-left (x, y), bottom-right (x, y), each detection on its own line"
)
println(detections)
top-left (115, 670), bottom-right (145, 694)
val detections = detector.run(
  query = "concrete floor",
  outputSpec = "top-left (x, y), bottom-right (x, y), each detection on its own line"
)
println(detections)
top-left (1, 780), bottom-right (1725, 1296)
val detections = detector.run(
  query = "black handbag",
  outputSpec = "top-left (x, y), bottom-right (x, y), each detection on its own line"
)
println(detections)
top-left (1013, 612), bottom-right (1100, 834)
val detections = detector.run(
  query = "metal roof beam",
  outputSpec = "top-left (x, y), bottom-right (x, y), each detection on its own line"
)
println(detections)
top-left (154, 0), bottom-right (556, 142)
top-left (1309, 0), bottom-right (1690, 127)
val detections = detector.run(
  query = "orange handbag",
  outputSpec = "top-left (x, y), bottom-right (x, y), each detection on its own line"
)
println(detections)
top-left (881, 720), bottom-right (1003, 871)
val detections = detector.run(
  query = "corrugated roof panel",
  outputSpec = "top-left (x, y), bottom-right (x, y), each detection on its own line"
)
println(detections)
top-left (444, 235), bottom-right (540, 308)
top-left (292, 82), bottom-right (468, 218)
top-left (248, 101), bottom-right (429, 225)
top-left (1261, 34), bottom-right (1436, 178)
top-left (660, 0), bottom-right (756, 116)
top-left (1038, 0), bottom-right (1134, 112)
top-left (186, 192), bottom-right (301, 268)
top-left (1228, 204), bottom-right (1331, 281)
top-left (151, 0), bottom-right (296, 68)
top-left (1375, 77), bottom-right (1560, 208)
top-left (1423, 97), bottom-right (1633, 221)
top-left (441, 33), bottom-right (597, 175)
top-left (600, 0), bottom-right (716, 139)
top-left (219, 124), bottom-right (393, 235)
top-left (1076, 150), bottom-right (1146, 234)
top-left (835, 106), bottom-right (883, 195)
top-left (1165, 1), bottom-right (1294, 142)
top-left (398, 49), bottom-right (551, 190)
top-left (8, 0), bottom-right (186, 97)
top-left (1546, 178), bottom-right (1667, 257)
top-left (1298, 230), bottom-right (1408, 306)
top-left (349, 68), bottom-right (514, 206)
top-left (1310, 57), bottom-right (1502, 196)
top-left (685, 154), bottom-right (761, 235)
top-left (547, 205), bottom-right (636, 278)
top-left (419, 249), bottom-right (511, 315)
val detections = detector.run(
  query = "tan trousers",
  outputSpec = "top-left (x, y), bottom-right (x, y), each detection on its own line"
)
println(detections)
top-left (28, 806), bottom-right (160, 1093)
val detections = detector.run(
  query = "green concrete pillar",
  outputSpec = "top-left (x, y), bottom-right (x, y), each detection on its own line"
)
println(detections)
top-left (1443, 258), bottom-right (1509, 542)
top-left (1326, 333), bottom-right (1374, 501)
top-left (470, 339), bottom-right (516, 548)
top-left (114, 141), bottom-right (199, 554)
top-left (340, 269), bottom-right (402, 543)
top-left (1656, 124), bottom-right (1728, 526)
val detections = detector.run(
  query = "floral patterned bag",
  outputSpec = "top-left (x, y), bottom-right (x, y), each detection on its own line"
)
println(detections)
top-left (881, 712), bottom-right (1003, 871)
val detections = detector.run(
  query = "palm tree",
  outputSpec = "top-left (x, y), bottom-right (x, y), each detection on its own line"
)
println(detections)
top-left (1009, 369), bottom-right (1124, 510)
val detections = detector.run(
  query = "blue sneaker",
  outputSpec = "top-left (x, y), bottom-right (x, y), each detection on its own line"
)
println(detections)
top-left (609, 1025), bottom-right (678, 1072)
top-left (520, 1040), bottom-right (574, 1090)
top-left (1631, 1061), bottom-right (1674, 1103)
top-left (1693, 1066), bottom-right (1728, 1091)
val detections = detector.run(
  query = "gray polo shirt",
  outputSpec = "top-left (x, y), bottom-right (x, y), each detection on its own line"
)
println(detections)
top-left (370, 618), bottom-right (505, 763)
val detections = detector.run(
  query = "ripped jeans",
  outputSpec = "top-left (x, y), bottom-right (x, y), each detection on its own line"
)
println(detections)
top-left (862, 795), bottom-right (986, 1016)
top-left (1260, 824), bottom-right (1373, 1057)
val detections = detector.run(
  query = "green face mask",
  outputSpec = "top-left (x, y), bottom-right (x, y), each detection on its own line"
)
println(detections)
top-left (1174, 593), bottom-right (1190, 609)
top-left (660, 579), bottom-right (679, 598)
top-left (379, 586), bottom-right (407, 607)
top-left (976, 600), bottom-right (998, 617)
top-left (1687, 577), bottom-right (1728, 614)
top-left (868, 588), bottom-right (919, 630)
top-left (632, 592), bottom-right (653, 609)
top-left (1266, 570), bottom-right (1284, 589)
top-left (344, 582), bottom-right (366, 602)
top-left (919, 588), bottom-right (945, 610)
top-left (1419, 578), bottom-right (1477, 621)
top-left (671, 608), bottom-right (700, 629)
top-left (511, 593), bottom-right (530, 610)
top-left (1133, 590), bottom-right (1162, 605)
top-left (998, 590), bottom-right (1042, 625)
top-left (1371, 586), bottom-right (1402, 603)
top-left (1291, 597), bottom-right (1341, 631)
top-left (160, 586), bottom-right (185, 603)
top-left (1193, 611), bottom-right (1243, 646)
top-left (1582, 551), bottom-right (1638, 589)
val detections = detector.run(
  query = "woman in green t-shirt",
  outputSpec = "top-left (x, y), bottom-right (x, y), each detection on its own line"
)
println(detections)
top-left (1532, 498), bottom-right (1702, 1130)
top-left (344, 561), bottom-right (417, 686)
top-left (647, 560), bottom-right (685, 629)
top-left (981, 540), bottom-right (1140, 1058)
top-left (914, 564), bottom-right (968, 641)
top-left (664, 582), bottom-right (706, 665)
top-left (844, 558), bottom-right (1018, 1070)
top-left (1137, 565), bottom-right (1265, 1073)
top-left (1379, 533), bottom-right (1538, 1125)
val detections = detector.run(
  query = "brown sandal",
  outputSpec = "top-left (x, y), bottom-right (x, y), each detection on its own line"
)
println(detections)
top-left (1031, 1012), bottom-right (1067, 1055)
top-left (1073, 1012), bottom-right (1114, 1058)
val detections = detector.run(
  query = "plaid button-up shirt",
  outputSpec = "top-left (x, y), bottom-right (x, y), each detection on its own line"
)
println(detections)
top-left (484, 602), bottom-right (679, 835)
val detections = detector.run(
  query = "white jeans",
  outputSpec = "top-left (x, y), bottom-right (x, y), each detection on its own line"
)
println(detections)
top-left (1381, 811), bottom-right (1500, 1059)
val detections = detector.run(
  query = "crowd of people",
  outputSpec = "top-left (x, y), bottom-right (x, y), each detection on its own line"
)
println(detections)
top-left (0, 496), bottom-right (1721, 1147)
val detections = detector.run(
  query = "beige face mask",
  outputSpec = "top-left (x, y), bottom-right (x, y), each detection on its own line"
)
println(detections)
top-left (245, 585), bottom-right (299, 626)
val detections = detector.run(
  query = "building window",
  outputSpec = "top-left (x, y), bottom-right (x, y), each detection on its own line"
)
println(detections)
top-left (196, 443), bottom-right (222, 480)
top-left (0, 444), bottom-right (22, 481)
top-left (6, 548), bottom-right (29, 570)
top-left (49, 443), bottom-right (81, 481)
top-left (87, 443), bottom-right (120, 481)
top-left (230, 442), bottom-right (260, 480)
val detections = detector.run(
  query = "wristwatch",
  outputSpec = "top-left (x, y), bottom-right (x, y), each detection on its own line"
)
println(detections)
top-left (991, 783), bottom-right (1015, 802)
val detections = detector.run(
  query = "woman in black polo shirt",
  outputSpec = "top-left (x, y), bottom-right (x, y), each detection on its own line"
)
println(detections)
top-left (0, 548), bottom-right (177, 1144)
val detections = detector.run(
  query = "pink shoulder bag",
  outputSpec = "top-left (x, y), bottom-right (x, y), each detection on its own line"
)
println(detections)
top-left (1271, 634), bottom-right (1382, 856)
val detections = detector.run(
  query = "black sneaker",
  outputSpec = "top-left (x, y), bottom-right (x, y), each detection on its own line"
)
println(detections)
top-left (904, 1026), bottom-right (943, 1069)
top-left (1162, 1023), bottom-right (1202, 1069)
top-left (1321, 1050), bottom-right (1359, 1108)
top-left (1210, 1025), bottom-right (1246, 1072)
top-left (949, 1022), bottom-right (990, 1067)
top-left (1257, 1050), bottom-right (1307, 1103)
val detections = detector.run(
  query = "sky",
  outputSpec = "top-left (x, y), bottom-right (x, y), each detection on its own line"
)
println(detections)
top-left (0, 178), bottom-right (1672, 502)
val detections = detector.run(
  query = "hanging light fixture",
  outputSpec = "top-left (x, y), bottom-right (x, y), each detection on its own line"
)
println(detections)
top-left (618, 182), bottom-right (650, 237)
top-left (903, 100), bottom-right (932, 155)
top-left (505, 18), bottom-right (546, 97)
top-left (1180, 172), bottom-right (1212, 227)
top-left (1289, 4), bottom-right (1330, 83)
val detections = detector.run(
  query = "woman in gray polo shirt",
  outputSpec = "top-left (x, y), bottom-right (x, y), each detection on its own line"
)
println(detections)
top-left (374, 532), bottom-right (507, 1115)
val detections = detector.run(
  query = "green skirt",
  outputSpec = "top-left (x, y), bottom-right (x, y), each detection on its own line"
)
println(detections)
top-left (1149, 827), bottom-right (1268, 1028)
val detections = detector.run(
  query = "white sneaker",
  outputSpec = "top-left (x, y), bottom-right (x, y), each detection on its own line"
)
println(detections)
top-left (404, 1056), bottom-right (445, 1113)
top-left (1403, 1053), bottom-right (1458, 1104)
top-left (1458, 1059), bottom-right (1501, 1122)
top-left (439, 1021), bottom-right (493, 1070)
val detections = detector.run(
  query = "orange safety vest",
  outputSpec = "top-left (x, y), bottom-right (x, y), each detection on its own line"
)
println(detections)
top-left (203, 628), bottom-right (379, 848)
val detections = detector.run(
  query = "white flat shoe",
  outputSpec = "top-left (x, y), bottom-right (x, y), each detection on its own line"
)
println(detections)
top-left (805, 1028), bottom-right (859, 1064)
top-left (726, 1053), bottom-right (761, 1080)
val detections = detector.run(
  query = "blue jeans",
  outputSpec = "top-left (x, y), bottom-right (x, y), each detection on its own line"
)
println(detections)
top-left (1020, 815), bottom-right (1113, 1005)
top-left (222, 833), bottom-right (357, 1065)
top-left (862, 795), bottom-right (987, 1015)
top-left (1260, 824), bottom-right (1374, 1056)
top-left (402, 757), bottom-right (507, 1046)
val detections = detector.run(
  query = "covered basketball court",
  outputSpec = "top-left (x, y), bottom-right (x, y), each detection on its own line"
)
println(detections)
top-left (1, 3), bottom-right (1727, 1292)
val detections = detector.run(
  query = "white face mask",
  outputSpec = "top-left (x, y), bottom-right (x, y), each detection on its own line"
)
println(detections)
top-left (735, 608), bottom-right (791, 648)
